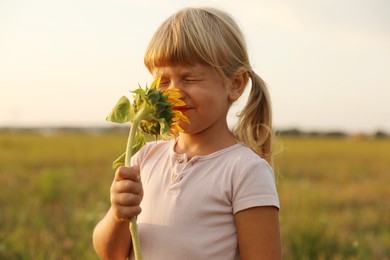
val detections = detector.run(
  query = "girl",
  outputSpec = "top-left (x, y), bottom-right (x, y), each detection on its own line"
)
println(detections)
top-left (93, 7), bottom-right (281, 260)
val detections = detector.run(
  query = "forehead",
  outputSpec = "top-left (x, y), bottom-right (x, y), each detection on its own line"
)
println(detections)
top-left (152, 63), bottom-right (205, 76)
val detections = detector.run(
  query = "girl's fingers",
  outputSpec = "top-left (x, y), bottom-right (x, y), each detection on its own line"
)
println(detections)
top-left (110, 165), bottom-right (144, 221)
top-left (112, 192), bottom-right (142, 207)
top-left (114, 166), bottom-right (141, 182)
top-left (113, 179), bottom-right (143, 194)
top-left (113, 205), bottom-right (142, 220)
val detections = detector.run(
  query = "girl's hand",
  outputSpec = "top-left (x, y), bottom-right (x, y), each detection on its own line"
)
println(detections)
top-left (110, 166), bottom-right (143, 222)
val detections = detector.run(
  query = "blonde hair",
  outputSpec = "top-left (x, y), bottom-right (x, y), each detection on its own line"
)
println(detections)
top-left (144, 7), bottom-right (274, 165)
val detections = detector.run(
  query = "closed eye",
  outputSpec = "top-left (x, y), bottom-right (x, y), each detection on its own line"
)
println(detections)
top-left (159, 80), bottom-right (170, 89)
top-left (185, 78), bottom-right (201, 82)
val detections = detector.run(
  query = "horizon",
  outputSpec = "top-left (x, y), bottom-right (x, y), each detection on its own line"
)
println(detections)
top-left (0, 124), bottom-right (388, 136)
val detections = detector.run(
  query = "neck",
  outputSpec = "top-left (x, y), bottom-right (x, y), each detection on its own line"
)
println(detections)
top-left (175, 126), bottom-right (237, 158)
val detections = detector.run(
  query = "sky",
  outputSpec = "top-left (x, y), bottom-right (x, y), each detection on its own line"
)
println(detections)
top-left (1, 0), bottom-right (389, 134)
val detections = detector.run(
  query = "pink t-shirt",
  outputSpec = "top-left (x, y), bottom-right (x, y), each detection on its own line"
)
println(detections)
top-left (130, 139), bottom-right (279, 260)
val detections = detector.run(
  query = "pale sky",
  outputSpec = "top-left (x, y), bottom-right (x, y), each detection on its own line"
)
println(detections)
top-left (1, 0), bottom-right (389, 134)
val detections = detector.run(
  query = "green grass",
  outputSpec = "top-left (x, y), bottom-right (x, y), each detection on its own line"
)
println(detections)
top-left (276, 137), bottom-right (390, 259)
top-left (0, 132), bottom-right (122, 259)
top-left (0, 133), bottom-right (389, 259)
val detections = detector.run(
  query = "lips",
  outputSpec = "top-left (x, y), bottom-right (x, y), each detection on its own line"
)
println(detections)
top-left (173, 106), bottom-right (192, 113)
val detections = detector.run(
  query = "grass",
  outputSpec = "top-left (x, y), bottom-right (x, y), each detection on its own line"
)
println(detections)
top-left (276, 137), bottom-right (390, 259)
top-left (0, 132), bottom-right (389, 259)
top-left (0, 132), bottom-right (121, 259)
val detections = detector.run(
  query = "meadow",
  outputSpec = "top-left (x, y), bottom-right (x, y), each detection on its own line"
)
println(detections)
top-left (0, 131), bottom-right (389, 259)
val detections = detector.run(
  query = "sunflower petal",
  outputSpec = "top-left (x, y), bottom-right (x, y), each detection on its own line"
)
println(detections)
top-left (171, 99), bottom-right (185, 107)
top-left (163, 88), bottom-right (181, 98)
top-left (173, 110), bottom-right (190, 123)
top-left (170, 124), bottom-right (183, 138)
top-left (152, 77), bottom-right (161, 89)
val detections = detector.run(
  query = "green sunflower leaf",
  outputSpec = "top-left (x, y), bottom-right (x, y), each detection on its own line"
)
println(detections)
top-left (111, 132), bottom-right (145, 169)
top-left (106, 96), bottom-right (131, 123)
top-left (112, 152), bottom-right (125, 169)
top-left (133, 88), bottom-right (147, 95)
top-left (158, 119), bottom-right (170, 138)
top-left (132, 131), bottom-right (146, 156)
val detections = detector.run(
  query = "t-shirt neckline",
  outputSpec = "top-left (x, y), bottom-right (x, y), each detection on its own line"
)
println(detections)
top-left (169, 139), bottom-right (242, 162)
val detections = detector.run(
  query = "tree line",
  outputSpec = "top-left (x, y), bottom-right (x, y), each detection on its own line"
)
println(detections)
top-left (276, 128), bottom-right (389, 138)
top-left (0, 126), bottom-right (389, 139)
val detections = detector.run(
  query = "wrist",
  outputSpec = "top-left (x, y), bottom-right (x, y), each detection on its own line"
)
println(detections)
top-left (108, 207), bottom-right (131, 224)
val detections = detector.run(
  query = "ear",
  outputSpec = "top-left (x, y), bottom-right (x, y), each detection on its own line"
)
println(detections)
top-left (228, 67), bottom-right (248, 102)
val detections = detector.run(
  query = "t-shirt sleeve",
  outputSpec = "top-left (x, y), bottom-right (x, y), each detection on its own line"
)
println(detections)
top-left (232, 158), bottom-right (280, 214)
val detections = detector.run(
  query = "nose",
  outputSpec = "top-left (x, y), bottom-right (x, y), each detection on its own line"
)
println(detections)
top-left (168, 80), bottom-right (186, 99)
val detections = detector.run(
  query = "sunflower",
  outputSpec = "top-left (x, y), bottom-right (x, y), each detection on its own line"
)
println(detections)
top-left (105, 77), bottom-right (189, 260)
top-left (134, 77), bottom-right (189, 139)
top-left (106, 77), bottom-right (189, 167)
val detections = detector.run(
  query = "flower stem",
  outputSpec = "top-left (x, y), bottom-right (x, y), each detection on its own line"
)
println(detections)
top-left (125, 116), bottom-right (143, 260)
top-left (130, 217), bottom-right (142, 260)
top-left (125, 118), bottom-right (140, 167)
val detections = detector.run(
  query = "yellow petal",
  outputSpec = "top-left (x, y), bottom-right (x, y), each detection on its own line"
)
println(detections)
top-left (170, 124), bottom-right (183, 138)
top-left (164, 89), bottom-right (182, 100)
top-left (162, 88), bottom-right (186, 107)
top-left (151, 77), bottom-right (161, 89)
top-left (173, 110), bottom-right (190, 123)
top-left (163, 88), bottom-right (181, 96)
top-left (171, 99), bottom-right (185, 107)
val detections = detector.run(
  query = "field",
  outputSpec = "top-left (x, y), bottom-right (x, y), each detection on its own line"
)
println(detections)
top-left (0, 132), bottom-right (389, 259)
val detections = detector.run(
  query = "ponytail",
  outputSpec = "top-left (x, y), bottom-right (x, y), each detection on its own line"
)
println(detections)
top-left (233, 71), bottom-right (274, 165)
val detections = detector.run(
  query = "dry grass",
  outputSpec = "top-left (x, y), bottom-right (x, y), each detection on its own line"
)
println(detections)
top-left (0, 133), bottom-right (389, 259)
top-left (276, 137), bottom-right (390, 259)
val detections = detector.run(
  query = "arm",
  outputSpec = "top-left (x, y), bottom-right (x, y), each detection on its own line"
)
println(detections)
top-left (93, 208), bottom-right (132, 259)
top-left (93, 166), bottom-right (143, 259)
top-left (234, 206), bottom-right (281, 260)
